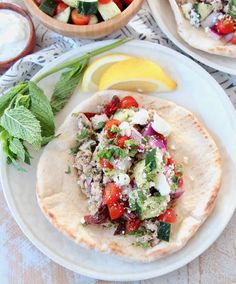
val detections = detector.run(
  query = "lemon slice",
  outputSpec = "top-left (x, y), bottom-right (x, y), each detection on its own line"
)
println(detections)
top-left (82, 54), bottom-right (133, 92)
top-left (98, 58), bottom-right (177, 93)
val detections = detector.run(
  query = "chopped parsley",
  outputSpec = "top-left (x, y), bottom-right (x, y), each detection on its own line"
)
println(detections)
top-left (97, 121), bottom-right (105, 131)
top-left (176, 164), bottom-right (183, 175)
top-left (145, 149), bottom-right (157, 171)
top-left (97, 146), bottom-right (127, 162)
top-left (134, 241), bottom-right (151, 248)
top-left (65, 165), bottom-right (71, 174)
top-left (76, 129), bottom-right (88, 141)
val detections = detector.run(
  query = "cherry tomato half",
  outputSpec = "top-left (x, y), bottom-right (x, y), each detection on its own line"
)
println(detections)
top-left (71, 9), bottom-right (91, 25)
top-left (117, 135), bottom-right (130, 148)
top-left (158, 209), bottom-right (177, 223)
top-left (113, 0), bottom-right (123, 10)
top-left (119, 96), bottom-right (139, 109)
top-left (102, 183), bottom-right (121, 206)
top-left (123, 0), bottom-right (134, 5)
top-left (99, 158), bottom-right (113, 170)
top-left (108, 203), bottom-right (125, 220)
top-left (216, 16), bottom-right (235, 35)
top-left (55, 2), bottom-right (68, 15)
top-left (166, 157), bottom-right (176, 168)
top-left (99, 0), bottom-right (111, 3)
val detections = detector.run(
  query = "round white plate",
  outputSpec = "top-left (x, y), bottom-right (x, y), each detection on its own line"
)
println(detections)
top-left (147, 0), bottom-right (236, 75)
top-left (1, 40), bottom-right (236, 281)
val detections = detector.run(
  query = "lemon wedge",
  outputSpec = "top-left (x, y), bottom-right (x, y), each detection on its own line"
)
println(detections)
top-left (82, 54), bottom-right (133, 92)
top-left (98, 58), bottom-right (177, 93)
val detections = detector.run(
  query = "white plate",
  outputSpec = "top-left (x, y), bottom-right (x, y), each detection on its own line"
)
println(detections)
top-left (1, 40), bottom-right (236, 281)
top-left (147, 0), bottom-right (236, 75)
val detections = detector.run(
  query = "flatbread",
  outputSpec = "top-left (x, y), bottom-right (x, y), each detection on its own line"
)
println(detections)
top-left (169, 0), bottom-right (236, 57)
top-left (36, 91), bottom-right (222, 262)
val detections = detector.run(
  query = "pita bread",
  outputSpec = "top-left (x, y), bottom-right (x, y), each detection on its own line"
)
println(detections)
top-left (169, 0), bottom-right (236, 57)
top-left (36, 91), bottom-right (222, 262)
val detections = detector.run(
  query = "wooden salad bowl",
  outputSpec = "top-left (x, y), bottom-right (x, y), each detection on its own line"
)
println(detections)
top-left (24, 0), bottom-right (144, 39)
top-left (0, 3), bottom-right (36, 70)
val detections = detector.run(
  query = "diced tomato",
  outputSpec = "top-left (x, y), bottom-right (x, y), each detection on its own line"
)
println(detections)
top-left (231, 32), bottom-right (236, 44)
top-left (113, 0), bottom-right (123, 10)
top-left (71, 9), bottom-right (91, 25)
top-left (105, 119), bottom-right (121, 138)
top-left (84, 205), bottom-right (109, 224)
top-left (103, 96), bottom-right (120, 117)
top-left (99, 158), bottom-right (113, 170)
top-left (105, 119), bottom-right (121, 130)
top-left (102, 183), bottom-right (121, 206)
top-left (55, 2), bottom-right (68, 15)
top-left (99, 0), bottom-right (111, 3)
top-left (108, 203), bottom-right (125, 220)
top-left (158, 209), bottom-right (177, 223)
top-left (119, 96), bottom-right (139, 109)
top-left (166, 157), bottom-right (176, 168)
top-left (117, 135), bottom-right (130, 148)
top-left (123, 0), bottom-right (134, 5)
top-left (83, 112), bottom-right (97, 119)
top-left (216, 16), bottom-right (235, 35)
top-left (176, 174), bottom-right (184, 188)
top-left (126, 217), bottom-right (141, 232)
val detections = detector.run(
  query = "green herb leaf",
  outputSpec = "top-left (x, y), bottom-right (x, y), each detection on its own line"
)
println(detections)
top-left (65, 165), bottom-right (71, 174)
top-left (77, 129), bottom-right (88, 141)
top-left (15, 94), bottom-right (31, 109)
top-left (0, 106), bottom-right (42, 149)
top-left (134, 241), bottom-right (151, 248)
top-left (0, 82), bottom-right (28, 117)
top-left (97, 121), bottom-right (105, 130)
top-left (41, 135), bottom-right (57, 146)
top-left (145, 149), bottom-right (157, 171)
top-left (9, 137), bottom-right (26, 162)
top-left (29, 81), bottom-right (55, 137)
top-left (50, 61), bottom-right (88, 114)
top-left (0, 130), bottom-right (16, 161)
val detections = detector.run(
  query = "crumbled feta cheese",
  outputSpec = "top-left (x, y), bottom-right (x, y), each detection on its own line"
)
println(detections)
top-left (114, 157), bottom-right (132, 172)
top-left (151, 113), bottom-right (171, 137)
top-left (119, 121), bottom-right (132, 136)
top-left (80, 217), bottom-right (85, 224)
top-left (170, 144), bottom-right (176, 150)
top-left (114, 173), bottom-right (130, 187)
top-left (91, 114), bottom-right (108, 130)
top-left (155, 173), bottom-right (171, 196)
top-left (183, 156), bottom-right (189, 164)
top-left (190, 8), bottom-right (200, 28)
top-left (131, 108), bottom-right (149, 125)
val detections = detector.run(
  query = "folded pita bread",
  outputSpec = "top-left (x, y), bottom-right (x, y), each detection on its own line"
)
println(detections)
top-left (36, 91), bottom-right (222, 262)
top-left (169, 0), bottom-right (236, 57)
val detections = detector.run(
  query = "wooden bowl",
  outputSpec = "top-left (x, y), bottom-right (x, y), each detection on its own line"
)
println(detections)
top-left (0, 3), bottom-right (36, 71)
top-left (24, 0), bottom-right (144, 39)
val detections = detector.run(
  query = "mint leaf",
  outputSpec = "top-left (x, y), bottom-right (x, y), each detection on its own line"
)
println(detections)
top-left (15, 94), bottom-right (31, 109)
top-left (29, 81), bottom-right (55, 137)
top-left (0, 106), bottom-right (42, 149)
top-left (41, 135), bottom-right (57, 146)
top-left (0, 82), bottom-right (28, 117)
top-left (50, 60), bottom-right (88, 114)
top-left (0, 130), bottom-right (16, 161)
top-left (9, 137), bottom-right (26, 162)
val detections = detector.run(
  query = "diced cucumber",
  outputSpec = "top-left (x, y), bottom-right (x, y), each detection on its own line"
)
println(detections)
top-left (39, 0), bottom-right (57, 16)
top-left (181, 3), bottom-right (193, 20)
top-left (135, 195), bottom-right (166, 220)
top-left (62, 0), bottom-right (78, 8)
top-left (89, 15), bottom-right (99, 24)
top-left (98, 2), bottom-right (121, 21)
top-left (77, 0), bottom-right (98, 15)
top-left (54, 6), bottom-right (71, 22)
top-left (196, 3), bottom-right (213, 21)
top-left (157, 221), bottom-right (171, 242)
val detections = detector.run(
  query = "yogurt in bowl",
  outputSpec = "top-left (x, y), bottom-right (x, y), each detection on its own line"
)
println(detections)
top-left (0, 3), bottom-right (35, 70)
top-left (0, 9), bottom-right (30, 62)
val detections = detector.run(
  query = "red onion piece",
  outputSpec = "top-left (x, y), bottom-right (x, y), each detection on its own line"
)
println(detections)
top-left (208, 27), bottom-right (222, 40)
top-left (149, 136), bottom-right (166, 150)
top-left (130, 128), bottom-right (144, 143)
top-left (141, 123), bottom-right (156, 137)
top-left (171, 189), bottom-right (185, 199)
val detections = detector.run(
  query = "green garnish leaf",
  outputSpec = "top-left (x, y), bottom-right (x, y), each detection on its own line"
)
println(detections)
top-left (145, 149), bottom-right (157, 171)
top-left (9, 138), bottom-right (26, 162)
top-left (29, 81), bottom-right (55, 137)
top-left (0, 82), bottom-right (28, 117)
top-left (97, 121), bottom-right (105, 130)
top-left (41, 135), bottom-right (57, 146)
top-left (134, 241), bottom-right (151, 248)
top-left (0, 106), bottom-right (42, 149)
top-left (50, 60), bottom-right (88, 114)
top-left (176, 164), bottom-right (183, 175)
